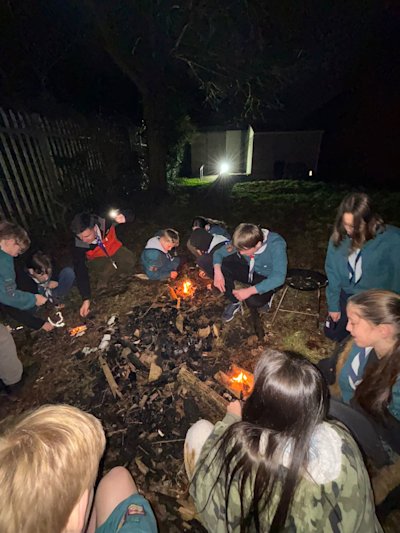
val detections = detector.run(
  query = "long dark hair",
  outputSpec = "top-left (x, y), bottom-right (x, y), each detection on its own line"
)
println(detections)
top-left (194, 350), bottom-right (328, 532)
top-left (331, 193), bottom-right (384, 250)
top-left (349, 290), bottom-right (400, 421)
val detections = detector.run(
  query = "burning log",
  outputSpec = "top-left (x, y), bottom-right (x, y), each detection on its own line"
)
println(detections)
top-left (215, 364), bottom-right (254, 400)
top-left (177, 365), bottom-right (228, 422)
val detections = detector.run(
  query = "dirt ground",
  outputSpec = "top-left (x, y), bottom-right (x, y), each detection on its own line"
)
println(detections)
top-left (1, 180), bottom-right (398, 531)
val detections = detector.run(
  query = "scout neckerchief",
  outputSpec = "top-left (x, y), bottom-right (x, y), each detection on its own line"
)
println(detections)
top-left (348, 248), bottom-right (362, 284)
top-left (94, 225), bottom-right (118, 269)
top-left (248, 230), bottom-right (269, 283)
top-left (248, 255), bottom-right (255, 283)
top-left (32, 276), bottom-right (53, 302)
top-left (348, 346), bottom-right (372, 390)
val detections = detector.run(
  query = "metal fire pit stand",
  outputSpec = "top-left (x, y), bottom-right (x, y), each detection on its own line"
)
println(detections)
top-left (271, 269), bottom-right (327, 328)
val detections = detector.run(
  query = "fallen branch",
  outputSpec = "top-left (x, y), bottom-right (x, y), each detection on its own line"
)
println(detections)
top-left (98, 354), bottom-right (123, 399)
top-left (151, 438), bottom-right (185, 445)
top-left (118, 338), bottom-right (149, 370)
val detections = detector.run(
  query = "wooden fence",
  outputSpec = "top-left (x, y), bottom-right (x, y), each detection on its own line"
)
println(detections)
top-left (0, 107), bottom-right (139, 228)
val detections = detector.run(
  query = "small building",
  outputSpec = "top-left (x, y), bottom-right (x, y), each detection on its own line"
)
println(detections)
top-left (189, 127), bottom-right (323, 180)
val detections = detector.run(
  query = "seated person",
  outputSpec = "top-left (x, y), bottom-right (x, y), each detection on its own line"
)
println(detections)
top-left (0, 404), bottom-right (158, 533)
top-left (213, 223), bottom-right (287, 322)
top-left (71, 212), bottom-right (135, 317)
top-left (185, 349), bottom-right (381, 532)
top-left (141, 229), bottom-right (180, 281)
top-left (0, 323), bottom-right (23, 395)
top-left (187, 216), bottom-right (230, 258)
top-left (3, 251), bottom-right (75, 332)
top-left (188, 228), bottom-right (230, 279)
top-left (0, 221), bottom-right (47, 322)
top-left (318, 289), bottom-right (400, 469)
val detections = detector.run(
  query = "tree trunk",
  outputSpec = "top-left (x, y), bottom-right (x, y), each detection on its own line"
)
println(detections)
top-left (142, 94), bottom-right (168, 194)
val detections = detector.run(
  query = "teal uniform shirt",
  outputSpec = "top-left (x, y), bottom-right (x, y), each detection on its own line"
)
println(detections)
top-left (325, 225), bottom-right (400, 312)
top-left (0, 249), bottom-right (36, 310)
top-left (213, 230), bottom-right (287, 295)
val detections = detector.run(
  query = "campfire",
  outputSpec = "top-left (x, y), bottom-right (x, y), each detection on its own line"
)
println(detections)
top-left (176, 279), bottom-right (196, 298)
top-left (171, 279), bottom-right (197, 300)
top-left (215, 364), bottom-right (254, 400)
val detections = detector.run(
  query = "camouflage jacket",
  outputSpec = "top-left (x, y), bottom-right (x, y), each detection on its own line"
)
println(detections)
top-left (190, 414), bottom-right (383, 533)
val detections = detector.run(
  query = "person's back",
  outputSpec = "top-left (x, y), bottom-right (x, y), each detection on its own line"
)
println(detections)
top-left (186, 349), bottom-right (382, 533)
top-left (191, 418), bottom-right (379, 532)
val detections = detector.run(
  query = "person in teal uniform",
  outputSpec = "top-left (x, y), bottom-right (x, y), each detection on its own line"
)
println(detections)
top-left (0, 404), bottom-right (158, 533)
top-left (325, 193), bottom-right (400, 341)
top-left (141, 229), bottom-right (180, 280)
top-left (213, 223), bottom-right (287, 322)
top-left (319, 289), bottom-right (400, 468)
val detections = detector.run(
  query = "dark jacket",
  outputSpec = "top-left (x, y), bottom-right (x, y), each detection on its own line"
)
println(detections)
top-left (73, 214), bottom-right (132, 300)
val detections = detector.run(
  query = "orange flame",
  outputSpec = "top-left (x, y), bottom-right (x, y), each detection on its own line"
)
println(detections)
top-left (231, 371), bottom-right (249, 385)
top-left (69, 325), bottom-right (87, 337)
top-left (183, 280), bottom-right (192, 294)
top-left (173, 279), bottom-right (196, 299)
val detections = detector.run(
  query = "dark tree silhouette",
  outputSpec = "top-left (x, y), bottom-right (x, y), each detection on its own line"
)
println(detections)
top-left (83, 0), bottom-right (376, 192)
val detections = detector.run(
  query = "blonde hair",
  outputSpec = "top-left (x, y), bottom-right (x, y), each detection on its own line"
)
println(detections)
top-left (0, 220), bottom-right (30, 252)
top-left (0, 404), bottom-right (106, 533)
top-left (160, 228), bottom-right (179, 245)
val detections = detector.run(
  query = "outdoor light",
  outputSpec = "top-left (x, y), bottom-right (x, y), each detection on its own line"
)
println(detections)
top-left (219, 161), bottom-right (230, 175)
top-left (308, 170), bottom-right (313, 177)
top-left (109, 208), bottom-right (120, 219)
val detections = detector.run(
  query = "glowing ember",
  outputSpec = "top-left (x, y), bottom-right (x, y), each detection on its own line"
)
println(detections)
top-left (69, 325), bottom-right (87, 337)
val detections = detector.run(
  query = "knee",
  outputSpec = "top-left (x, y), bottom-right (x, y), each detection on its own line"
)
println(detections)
top-left (101, 466), bottom-right (137, 494)
top-left (246, 295), bottom-right (264, 308)
top-left (185, 419), bottom-right (214, 450)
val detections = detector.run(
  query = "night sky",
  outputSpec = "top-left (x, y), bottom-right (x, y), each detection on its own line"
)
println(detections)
top-left (1, 1), bottom-right (399, 186)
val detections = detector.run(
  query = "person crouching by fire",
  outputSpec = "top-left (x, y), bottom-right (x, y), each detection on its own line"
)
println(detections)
top-left (71, 212), bottom-right (135, 318)
top-left (141, 229), bottom-right (180, 280)
top-left (188, 227), bottom-right (230, 279)
top-left (213, 223), bottom-right (287, 322)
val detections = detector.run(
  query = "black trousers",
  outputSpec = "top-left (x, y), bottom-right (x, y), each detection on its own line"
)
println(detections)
top-left (329, 398), bottom-right (399, 468)
top-left (220, 253), bottom-right (273, 308)
top-left (324, 290), bottom-right (351, 342)
top-left (197, 254), bottom-right (214, 279)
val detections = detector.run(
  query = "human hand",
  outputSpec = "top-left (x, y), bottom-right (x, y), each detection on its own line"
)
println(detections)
top-left (329, 311), bottom-right (341, 322)
top-left (35, 294), bottom-right (47, 306)
top-left (80, 299), bottom-right (90, 317)
top-left (227, 400), bottom-right (242, 418)
top-left (41, 321), bottom-right (55, 332)
top-left (48, 280), bottom-right (58, 289)
top-left (232, 287), bottom-right (256, 302)
top-left (170, 271), bottom-right (178, 280)
top-left (213, 267), bottom-right (225, 293)
top-left (115, 214), bottom-right (126, 224)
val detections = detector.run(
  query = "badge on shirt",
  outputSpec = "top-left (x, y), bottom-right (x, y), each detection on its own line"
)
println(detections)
top-left (127, 504), bottom-right (145, 516)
